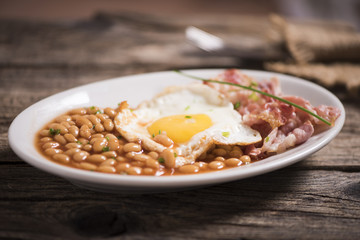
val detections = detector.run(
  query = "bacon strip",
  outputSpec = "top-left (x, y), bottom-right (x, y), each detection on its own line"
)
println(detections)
top-left (207, 69), bottom-right (340, 158)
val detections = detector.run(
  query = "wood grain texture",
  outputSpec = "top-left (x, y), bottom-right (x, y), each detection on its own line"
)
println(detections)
top-left (0, 13), bottom-right (359, 240)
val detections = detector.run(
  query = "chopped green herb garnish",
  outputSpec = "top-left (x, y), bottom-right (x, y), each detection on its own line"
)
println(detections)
top-left (95, 110), bottom-right (102, 114)
top-left (233, 102), bottom-right (241, 109)
top-left (105, 136), bottom-right (110, 141)
top-left (112, 157), bottom-right (117, 160)
top-left (185, 115), bottom-right (192, 119)
top-left (158, 157), bottom-right (165, 163)
top-left (102, 146), bottom-right (110, 152)
top-left (174, 152), bottom-right (177, 157)
top-left (76, 140), bottom-right (82, 144)
top-left (185, 105), bottom-right (190, 111)
top-left (265, 136), bottom-right (270, 142)
top-left (222, 132), bottom-right (230, 137)
top-left (49, 128), bottom-right (61, 135)
top-left (250, 81), bottom-right (258, 87)
top-left (92, 125), bottom-right (95, 129)
top-left (118, 103), bottom-right (121, 106)
top-left (90, 106), bottom-right (95, 110)
top-left (117, 135), bottom-right (122, 139)
top-left (174, 70), bottom-right (332, 126)
top-left (249, 92), bottom-right (259, 101)
top-left (158, 130), bottom-right (161, 135)
top-left (152, 133), bottom-right (155, 138)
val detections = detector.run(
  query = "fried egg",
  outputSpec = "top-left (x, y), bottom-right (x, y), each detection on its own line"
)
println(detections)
top-left (114, 83), bottom-right (261, 167)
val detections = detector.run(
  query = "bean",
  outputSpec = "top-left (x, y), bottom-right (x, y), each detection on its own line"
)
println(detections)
top-left (98, 166), bottom-right (116, 173)
top-left (133, 154), bottom-right (151, 162)
top-left (229, 150), bottom-right (243, 158)
top-left (123, 143), bottom-right (142, 153)
top-left (65, 148), bottom-right (81, 156)
top-left (225, 158), bottom-right (242, 167)
top-left (91, 133), bottom-right (104, 139)
top-left (68, 120), bottom-right (76, 125)
top-left (96, 113), bottom-right (109, 122)
top-left (54, 134), bottom-right (67, 145)
top-left (55, 115), bottom-right (71, 123)
top-left (80, 162), bottom-right (97, 171)
top-left (94, 123), bottom-right (105, 132)
top-left (65, 143), bottom-right (82, 149)
top-left (44, 148), bottom-right (63, 156)
top-left (53, 154), bottom-right (70, 164)
top-left (198, 152), bottom-right (207, 160)
top-left (240, 155), bottom-right (251, 163)
top-left (179, 164), bottom-right (200, 174)
top-left (205, 154), bottom-right (215, 161)
top-left (194, 161), bottom-right (208, 170)
top-left (40, 137), bottom-right (52, 143)
top-left (49, 123), bottom-right (68, 134)
top-left (154, 134), bottom-right (173, 147)
top-left (208, 160), bottom-right (225, 170)
top-left (90, 137), bottom-right (106, 145)
top-left (93, 139), bottom-right (108, 153)
top-left (218, 145), bottom-right (232, 151)
top-left (103, 119), bottom-right (114, 131)
top-left (105, 134), bottom-right (117, 141)
top-left (64, 133), bottom-right (77, 143)
top-left (116, 163), bottom-right (130, 172)
top-left (125, 152), bottom-right (137, 159)
top-left (148, 151), bottom-right (159, 160)
top-left (104, 107), bottom-right (116, 119)
top-left (116, 145), bottom-right (124, 155)
top-left (68, 126), bottom-right (79, 137)
top-left (39, 129), bottom-right (51, 137)
top-left (162, 149), bottom-right (176, 168)
top-left (87, 154), bottom-right (106, 163)
top-left (87, 115), bottom-right (101, 125)
top-left (76, 116), bottom-right (93, 128)
top-left (108, 141), bottom-right (120, 151)
top-left (125, 167), bottom-right (142, 175)
top-left (83, 144), bottom-right (92, 152)
top-left (146, 158), bottom-right (160, 169)
top-left (69, 108), bottom-right (87, 115)
top-left (212, 148), bottom-right (227, 157)
top-left (79, 125), bottom-right (91, 139)
top-left (102, 151), bottom-right (117, 158)
top-left (115, 156), bottom-right (127, 162)
top-left (42, 141), bottom-right (60, 149)
top-left (100, 159), bottom-right (116, 166)
top-left (73, 151), bottom-right (89, 161)
top-left (143, 168), bottom-right (155, 175)
top-left (232, 146), bottom-right (242, 151)
top-left (87, 106), bottom-right (100, 114)
top-left (131, 161), bottom-right (145, 167)
top-left (214, 156), bottom-right (225, 162)
top-left (60, 121), bottom-right (71, 129)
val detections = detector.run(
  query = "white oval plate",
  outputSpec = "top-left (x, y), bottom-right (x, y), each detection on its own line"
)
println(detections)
top-left (8, 69), bottom-right (345, 193)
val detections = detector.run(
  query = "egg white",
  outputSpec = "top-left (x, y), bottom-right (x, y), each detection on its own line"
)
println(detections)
top-left (114, 83), bottom-right (262, 167)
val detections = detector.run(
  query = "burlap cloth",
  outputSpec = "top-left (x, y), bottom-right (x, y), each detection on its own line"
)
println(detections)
top-left (265, 15), bottom-right (360, 96)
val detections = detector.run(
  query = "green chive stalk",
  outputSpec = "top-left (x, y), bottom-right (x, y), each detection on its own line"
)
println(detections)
top-left (174, 70), bottom-right (331, 126)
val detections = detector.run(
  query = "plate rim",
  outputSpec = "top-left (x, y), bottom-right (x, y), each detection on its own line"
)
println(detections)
top-left (8, 69), bottom-right (346, 189)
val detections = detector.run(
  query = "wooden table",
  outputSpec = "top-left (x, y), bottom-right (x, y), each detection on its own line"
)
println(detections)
top-left (1, 13), bottom-right (359, 240)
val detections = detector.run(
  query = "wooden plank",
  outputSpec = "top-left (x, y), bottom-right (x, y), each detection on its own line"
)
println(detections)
top-left (0, 165), bottom-right (359, 239)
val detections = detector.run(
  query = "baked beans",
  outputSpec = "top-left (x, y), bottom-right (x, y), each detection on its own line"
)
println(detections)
top-left (35, 106), bottom-right (256, 176)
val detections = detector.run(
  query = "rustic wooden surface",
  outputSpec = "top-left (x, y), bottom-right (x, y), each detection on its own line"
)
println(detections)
top-left (1, 13), bottom-right (359, 240)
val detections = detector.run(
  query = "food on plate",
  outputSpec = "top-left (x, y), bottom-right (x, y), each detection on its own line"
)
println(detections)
top-left (34, 69), bottom-right (341, 176)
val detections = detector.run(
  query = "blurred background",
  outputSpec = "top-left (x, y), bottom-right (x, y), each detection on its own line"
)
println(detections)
top-left (1, 0), bottom-right (359, 29)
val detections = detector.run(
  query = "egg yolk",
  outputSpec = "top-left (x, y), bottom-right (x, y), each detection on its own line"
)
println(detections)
top-left (148, 114), bottom-right (213, 144)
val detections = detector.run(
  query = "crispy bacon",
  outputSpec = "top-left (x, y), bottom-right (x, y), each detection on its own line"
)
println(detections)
top-left (207, 69), bottom-right (340, 158)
